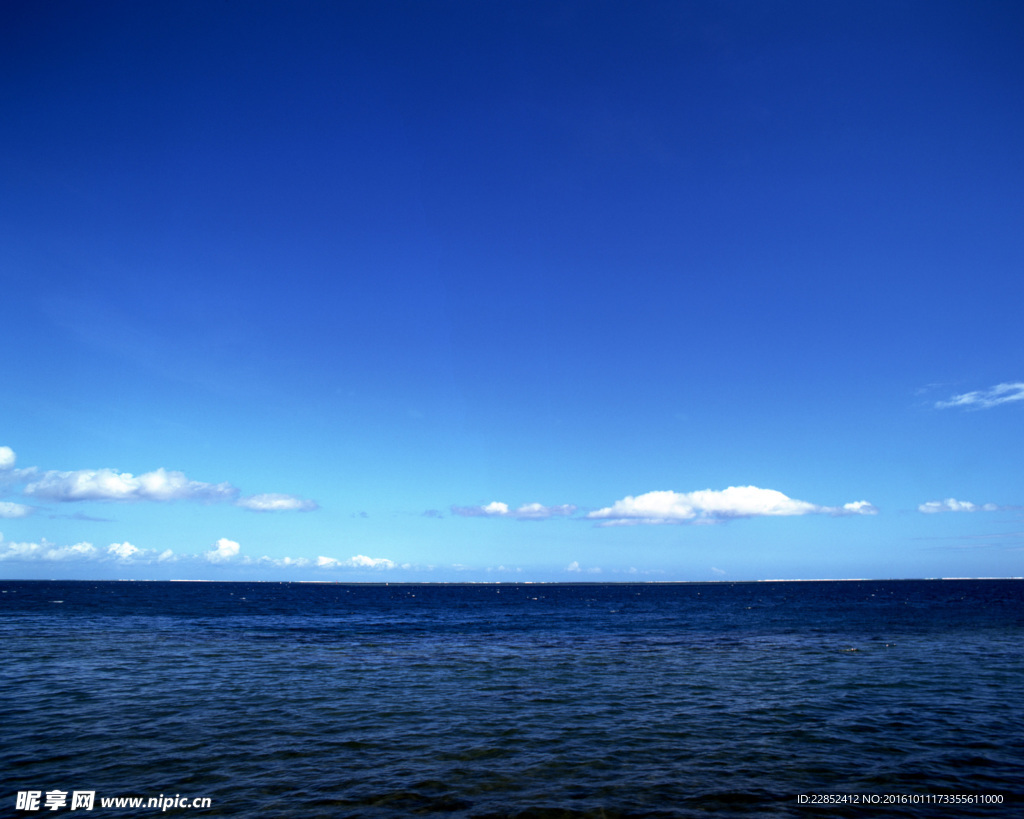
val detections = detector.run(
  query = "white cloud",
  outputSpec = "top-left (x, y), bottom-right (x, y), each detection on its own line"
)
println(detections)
top-left (841, 501), bottom-right (878, 515)
top-left (511, 502), bottom-right (577, 520)
top-left (0, 533), bottom-right (397, 570)
top-left (566, 560), bottom-right (601, 573)
top-left (343, 554), bottom-right (397, 569)
top-left (105, 542), bottom-right (176, 563)
top-left (0, 501), bottom-right (32, 518)
top-left (107, 541), bottom-right (141, 560)
top-left (0, 533), bottom-right (175, 564)
top-left (936, 382), bottom-right (1024, 410)
top-left (260, 554), bottom-right (403, 570)
top-left (451, 501), bottom-right (577, 520)
top-left (205, 537), bottom-right (241, 563)
top-left (0, 446), bottom-right (15, 470)
top-left (24, 467), bottom-right (238, 504)
top-left (0, 538), bottom-right (98, 562)
top-left (919, 498), bottom-right (1000, 514)
top-left (267, 556), bottom-right (310, 567)
top-left (587, 486), bottom-right (877, 526)
top-left (236, 493), bottom-right (318, 512)
top-left (3, 451), bottom-right (316, 513)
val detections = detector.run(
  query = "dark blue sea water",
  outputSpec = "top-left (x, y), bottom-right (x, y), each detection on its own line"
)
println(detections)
top-left (2, 580), bottom-right (1022, 817)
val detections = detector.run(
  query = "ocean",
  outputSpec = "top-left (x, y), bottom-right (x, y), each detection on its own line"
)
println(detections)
top-left (1, 579), bottom-right (1022, 817)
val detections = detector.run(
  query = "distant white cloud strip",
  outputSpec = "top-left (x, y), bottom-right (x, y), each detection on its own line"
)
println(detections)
top-left (451, 501), bottom-right (578, 520)
top-left (319, 554), bottom-right (398, 569)
top-left (587, 486), bottom-right (877, 526)
top-left (0, 533), bottom-right (400, 572)
top-left (24, 467), bottom-right (238, 503)
top-left (0, 538), bottom-right (100, 562)
top-left (919, 498), bottom-right (1000, 514)
top-left (936, 382), bottom-right (1024, 410)
top-left (1, 445), bottom-right (316, 513)
top-left (236, 493), bottom-right (318, 512)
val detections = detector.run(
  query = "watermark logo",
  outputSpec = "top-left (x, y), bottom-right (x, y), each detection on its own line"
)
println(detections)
top-left (15, 791), bottom-right (210, 812)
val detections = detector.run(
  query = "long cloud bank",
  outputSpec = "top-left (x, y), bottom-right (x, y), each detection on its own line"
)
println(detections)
top-left (587, 486), bottom-right (877, 526)
top-left (0, 532), bottom-right (397, 571)
top-left (451, 501), bottom-right (578, 520)
top-left (0, 446), bottom-right (316, 515)
top-left (918, 498), bottom-right (1001, 514)
top-left (452, 486), bottom-right (877, 526)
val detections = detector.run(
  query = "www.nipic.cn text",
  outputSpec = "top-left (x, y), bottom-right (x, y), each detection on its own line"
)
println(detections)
top-left (16, 791), bottom-right (212, 812)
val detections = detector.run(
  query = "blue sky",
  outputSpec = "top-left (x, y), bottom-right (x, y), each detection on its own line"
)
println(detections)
top-left (2, 0), bottom-right (1022, 581)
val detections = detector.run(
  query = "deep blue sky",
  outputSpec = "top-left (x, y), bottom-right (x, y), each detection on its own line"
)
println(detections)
top-left (3, 0), bottom-right (1022, 580)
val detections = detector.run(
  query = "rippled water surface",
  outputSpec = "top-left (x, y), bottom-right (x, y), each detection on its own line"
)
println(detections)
top-left (2, 580), bottom-right (1023, 817)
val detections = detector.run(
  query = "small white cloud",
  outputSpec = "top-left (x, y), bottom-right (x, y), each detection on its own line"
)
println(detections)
top-left (567, 560), bottom-right (581, 572)
top-left (0, 501), bottom-right (32, 518)
top-left (936, 382), bottom-right (1024, 410)
top-left (205, 537), bottom-right (241, 563)
top-left (236, 493), bottom-right (318, 512)
top-left (104, 542), bottom-right (172, 564)
top-left (841, 500), bottom-right (879, 515)
top-left (919, 498), bottom-right (1000, 514)
top-left (451, 501), bottom-right (577, 520)
top-left (47, 542), bottom-right (99, 561)
top-left (24, 467), bottom-right (238, 504)
top-left (269, 556), bottom-right (310, 567)
top-left (509, 502), bottom-right (577, 520)
top-left (107, 541), bottom-right (140, 560)
top-left (588, 486), bottom-right (877, 526)
top-left (0, 446), bottom-right (15, 470)
top-left (343, 554), bottom-right (397, 569)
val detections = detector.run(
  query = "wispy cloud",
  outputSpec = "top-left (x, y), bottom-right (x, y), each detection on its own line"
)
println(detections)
top-left (236, 493), bottom-right (318, 512)
top-left (566, 560), bottom-right (601, 574)
top-left (918, 498), bottom-right (1001, 514)
top-left (48, 511), bottom-right (115, 522)
top-left (587, 486), bottom-right (878, 526)
top-left (0, 501), bottom-right (32, 519)
top-left (936, 382), bottom-right (1024, 410)
top-left (451, 501), bottom-right (578, 520)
